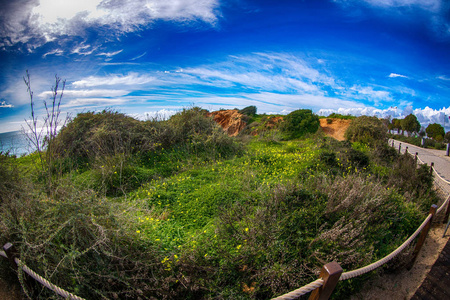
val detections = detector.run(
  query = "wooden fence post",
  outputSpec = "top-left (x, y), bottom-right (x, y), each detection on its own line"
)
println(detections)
top-left (3, 243), bottom-right (18, 272)
top-left (430, 162), bottom-right (434, 175)
top-left (309, 262), bottom-right (343, 300)
top-left (3, 243), bottom-right (37, 297)
top-left (392, 140), bottom-right (394, 147)
top-left (405, 146), bottom-right (408, 154)
top-left (415, 152), bottom-right (418, 165)
top-left (398, 143), bottom-right (402, 153)
top-left (444, 195), bottom-right (450, 225)
top-left (408, 204), bottom-right (437, 270)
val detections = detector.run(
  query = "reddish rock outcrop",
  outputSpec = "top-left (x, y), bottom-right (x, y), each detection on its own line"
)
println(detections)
top-left (207, 110), bottom-right (248, 136)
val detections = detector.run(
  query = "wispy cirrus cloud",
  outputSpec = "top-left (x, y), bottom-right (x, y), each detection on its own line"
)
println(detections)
top-left (38, 89), bottom-right (129, 99)
top-left (335, 0), bottom-right (450, 39)
top-left (389, 73), bottom-right (409, 78)
top-left (72, 73), bottom-right (155, 87)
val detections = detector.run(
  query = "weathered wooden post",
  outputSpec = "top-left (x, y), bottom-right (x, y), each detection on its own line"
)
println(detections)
top-left (408, 204), bottom-right (437, 269)
top-left (309, 262), bottom-right (343, 300)
top-left (3, 243), bottom-right (18, 272)
top-left (405, 146), bottom-right (408, 154)
top-left (3, 243), bottom-right (36, 297)
top-left (430, 162), bottom-right (434, 175)
top-left (446, 143), bottom-right (449, 156)
top-left (444, 195), bottom-right (450, 225)
top-left (414, 152), bottom-right (418, 165)
top-left (398, 143), bottom-right (401, 154)
top-left (392, 140), bottom-right (394, 147)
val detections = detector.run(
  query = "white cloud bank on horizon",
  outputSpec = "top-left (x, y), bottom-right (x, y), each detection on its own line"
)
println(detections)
top-left (319, 105), bottom-right (450, 130)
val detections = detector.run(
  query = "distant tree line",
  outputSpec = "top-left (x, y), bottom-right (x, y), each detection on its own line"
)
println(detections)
top-left (387, 114), bottom-right (448, 142)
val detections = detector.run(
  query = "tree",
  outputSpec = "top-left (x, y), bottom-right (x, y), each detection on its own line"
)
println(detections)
top-left (426, 123), bottom-right (445, 140)
top-left (344, 116), bottom-right (387, 145)
top-left (401, 114), bottom-right (421, 136)
top-left (392, 118), bottom-right (403, 134)
top-left (280, 109), bottom-right (319, 139)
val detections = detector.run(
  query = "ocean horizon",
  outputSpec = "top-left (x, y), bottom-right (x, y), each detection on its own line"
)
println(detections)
top-left (0, 130), bottom-right (33, 156)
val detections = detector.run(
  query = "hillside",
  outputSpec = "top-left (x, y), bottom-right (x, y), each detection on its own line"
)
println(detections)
top-left (319, 118), bottom-right (352, 141)
top-left (208, 109), bottom-right (351, 141)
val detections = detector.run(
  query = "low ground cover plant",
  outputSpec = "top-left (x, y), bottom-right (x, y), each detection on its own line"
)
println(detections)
top-left (0, 108), bottom-right (440, 299)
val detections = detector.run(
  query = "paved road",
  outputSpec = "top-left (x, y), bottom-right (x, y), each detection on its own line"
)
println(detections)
top-left (390, 139), bottom-right (450, 194)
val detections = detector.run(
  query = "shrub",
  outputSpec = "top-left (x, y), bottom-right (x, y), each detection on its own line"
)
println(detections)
top-left (344, 116), bottom-right (387, 146)
top-left (238, 105), bottom-right (257, 116)
top-left (281, 109), bottom-right (320, 140)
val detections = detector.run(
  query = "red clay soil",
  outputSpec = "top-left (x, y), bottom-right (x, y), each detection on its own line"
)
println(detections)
top-left (207, 110), bottom-right (247, 136)
top-left (319, 118), bottom-right (352, 141)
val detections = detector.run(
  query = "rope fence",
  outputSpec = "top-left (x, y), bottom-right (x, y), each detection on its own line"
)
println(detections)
top-left (273, 140), bottom-right (450, 300)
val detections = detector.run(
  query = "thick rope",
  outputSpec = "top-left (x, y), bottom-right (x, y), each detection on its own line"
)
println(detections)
top-left (271, 278), bottom-right (324, 300)
top-left (340, 214), bottom-right (432, 281)
top-left (14, 257), bottom-right (85, 300)
top-left (432, 167), bottom-right (450, 185)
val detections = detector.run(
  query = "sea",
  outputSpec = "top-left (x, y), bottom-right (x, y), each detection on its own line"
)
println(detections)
top-left (0, 130), bottom-right (33, 156)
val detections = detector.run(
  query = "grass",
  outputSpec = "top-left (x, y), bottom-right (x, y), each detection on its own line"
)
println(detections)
top-left (0, 110), bottom-right (441, 299)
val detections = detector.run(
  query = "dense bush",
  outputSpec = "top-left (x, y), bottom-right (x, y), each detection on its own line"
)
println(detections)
top-left (426, 123), bottom-right (445, 141)
top-left (281, 109), bottom-right (319, 140)
top-left (344, 116), bottom-right (387, 145)
top-left (239, 105), bottom-right (257, 116)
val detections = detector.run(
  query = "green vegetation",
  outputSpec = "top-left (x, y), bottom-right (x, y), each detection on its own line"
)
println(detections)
top-left (0, 106), bottom-right (440, 300)
top-left (239, 105), bottom-right (257, 116)
top-left (321, 113), bottom-right (356, 120)
top-left (426, 123), bottom-right (445, 141)
top-left (281, 109), bottom-right (320, 140)
top-left (401, 114), bottom-right (421, 137)
top-left (344, 116), bottom-right (387, 146)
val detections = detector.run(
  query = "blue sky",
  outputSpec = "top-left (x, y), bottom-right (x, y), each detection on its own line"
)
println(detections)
top-left (0, 0), bottom-right (449, 133)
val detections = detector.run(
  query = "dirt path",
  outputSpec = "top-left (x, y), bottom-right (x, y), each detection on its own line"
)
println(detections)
top-left (350, 222), bottom-right (449, 299)
top-left (0, 279), bottom-right (22, 300)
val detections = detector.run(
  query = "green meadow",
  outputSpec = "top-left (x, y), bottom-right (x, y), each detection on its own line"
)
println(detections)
top-left (0, 108), bottom-right (439, 299)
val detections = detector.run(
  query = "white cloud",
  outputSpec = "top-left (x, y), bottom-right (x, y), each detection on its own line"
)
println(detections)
top-left (361, 0), bottom-right (441, 12)
top-left (0, 0), bottom-right (221, 50)
top-left (0, 100), bottom-right (13, 108)
top-left (438, 75), bottom-right (450, 81)
top-left (96, 49), bottom-right (123, 57)
top-left (131, 109), bottom-right (179, 121)
top-left (389, 73), bottom-right (409, 78)
top-left (72, 73), bottom-right (155, 87)
top-left (63, 97), bottom-right (128, 107)
top-left (38, 89), bottom-right (129, 98)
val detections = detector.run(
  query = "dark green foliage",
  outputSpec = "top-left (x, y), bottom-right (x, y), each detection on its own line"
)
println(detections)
top-left (0, 153), bottom-right (22, 204)
top-left (401, 114), bottom-right (421, 136)
top-left (426, 123), bottom-right (445, 140)
top-left (281, 109), bottom-right (320, 140)
top-left (326, 113), bottom-right (356, 120)
top-left (53, 110), bottom-right (155, 167)
top-left (344, 116), bottom-right (387, 145)
top-left (444, 131), bottom-right (450, 143)
top-left (239, 106), bottom-right (257, 116)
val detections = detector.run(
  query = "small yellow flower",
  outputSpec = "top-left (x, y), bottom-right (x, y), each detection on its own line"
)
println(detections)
top-left (136, 230), bottom-right (140, 233)
top-left (236, 245), bottom-right (242, 250)
top-left (245, 227), bottom-right (249, 232)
